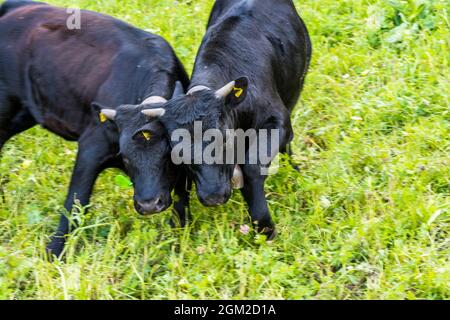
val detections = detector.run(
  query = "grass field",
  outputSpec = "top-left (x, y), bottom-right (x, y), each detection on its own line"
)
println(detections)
top-left (0, 0), bottom-right (449, 299)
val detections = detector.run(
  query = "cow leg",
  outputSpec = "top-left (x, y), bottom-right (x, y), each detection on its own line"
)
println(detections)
top-left (171, 172), bottom-right (192, 228)
top-left (0, 102), bottom-right (36, 152)
top-left (283, 143), bottom-right (299, 172)
top-left (0, 95), bottom-right (10, 149)
top-left (240, 164), bottom-right (276, 240)
top-left (238, 113), bottom-right (293, 240)
top-left (0, 134), bottom-right (7, 152)
top-left (46, 129), bottom-right (116, 258)
top-left (0, 103), bottom-right (36, 208)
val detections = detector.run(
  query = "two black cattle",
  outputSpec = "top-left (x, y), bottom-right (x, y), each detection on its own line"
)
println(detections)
top-left (0, 1), bottom-right (190, 256)
top-left (0, 0), bottom-right (311, 255)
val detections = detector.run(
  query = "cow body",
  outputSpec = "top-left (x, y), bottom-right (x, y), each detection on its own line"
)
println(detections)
top-left (195, 0), bottom-right (311, 116)
top-left (158, 0), bottom-right (312, 238)
top-left (0, 1), bottom-right (190, 256)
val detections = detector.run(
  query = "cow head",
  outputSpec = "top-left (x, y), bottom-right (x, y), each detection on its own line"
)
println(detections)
top-left (92, 83), bottom-right (185, 215)
top-left (144, 77), bottom-right (249, 207)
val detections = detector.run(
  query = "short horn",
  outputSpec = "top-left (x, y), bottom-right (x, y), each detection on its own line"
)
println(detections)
top-left (187, 85), bottom-right (211, 95)
top-left (215, 81), bottom-right (236, 99)
top-left (141, 108), bottom-right (166, 118)
top-left (100, 109), bottom-right (117, 120)
top-left (142, 96), bottom-right (167, 105)
top-left (231, 165), bottom-right (244, 189)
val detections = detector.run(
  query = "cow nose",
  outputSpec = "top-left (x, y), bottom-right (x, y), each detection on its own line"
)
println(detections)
top-left (136, 198), bottom-right (165, 215)
top-left (199, 193), bottom-right (229, 207)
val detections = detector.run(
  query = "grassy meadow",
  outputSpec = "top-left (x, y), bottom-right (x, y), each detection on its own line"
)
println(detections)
top-left (0, 0), bottom-right (449, 299)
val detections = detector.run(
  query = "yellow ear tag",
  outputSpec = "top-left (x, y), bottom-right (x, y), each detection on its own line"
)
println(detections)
top-left (233, 86), bottom-right (243, 98)
top-left (142, 131), bottom-right (152, 141)
top-left (99, 113), bottom-right (108, 123)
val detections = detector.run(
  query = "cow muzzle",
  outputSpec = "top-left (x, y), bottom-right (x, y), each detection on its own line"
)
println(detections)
top-left (135, 197), bottom-right (168, 215)
top-left (198, 192), bottom-right (231, 207)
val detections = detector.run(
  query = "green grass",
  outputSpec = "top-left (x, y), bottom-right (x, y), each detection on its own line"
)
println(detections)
top-left (0, 0), bottom-right (449, 299)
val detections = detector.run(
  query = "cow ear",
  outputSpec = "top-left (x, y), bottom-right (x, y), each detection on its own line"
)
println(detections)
top-left (216, 76), bottom-right (249, 106)
top-left (92, 102), bottom-right (116, 122)
top-left (172, 81), bottom-right (185, 99)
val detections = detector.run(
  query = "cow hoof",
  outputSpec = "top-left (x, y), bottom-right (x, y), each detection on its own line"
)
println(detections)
top-left (267, 228), bottom-right (278, 241)
top-left (169, 217), bottom-right (187, 229)
top-left (46, 237), bottom-right (65, 261)
top-left (45, 247), bottom-right (62, 262)
top-left (259, 226), bottom-right (277, 241)
top-left (266, 227), bottom-right (278, 241)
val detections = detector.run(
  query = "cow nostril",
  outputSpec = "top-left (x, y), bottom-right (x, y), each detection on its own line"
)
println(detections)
top-left (137, 200), bottom-right (155, 214)
top-left (136, 197), bottom-right (167, 215)
top-left (155, 198), bottom-right (165, 211)
top-left (137, 201), bottom-right (143, 208)
top-left (137, 201), bottom-right (150, 212)
top-left (201, 194), bottom-right (227, 207)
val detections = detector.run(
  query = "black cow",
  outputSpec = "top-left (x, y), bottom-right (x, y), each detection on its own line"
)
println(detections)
top-left (0, 1), bottom-right (190, 256)
top-left (148, 0), bottom-right (312, 239)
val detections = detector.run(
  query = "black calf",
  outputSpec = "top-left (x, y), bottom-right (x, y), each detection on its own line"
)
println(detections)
top-left (0, 1), bottom-right (190, 256)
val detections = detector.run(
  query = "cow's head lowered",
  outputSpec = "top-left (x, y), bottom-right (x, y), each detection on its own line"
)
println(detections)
top-left (92, 83), bottom-right (185, 215)
top-left (144, 77), bottom-right (249, 207)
